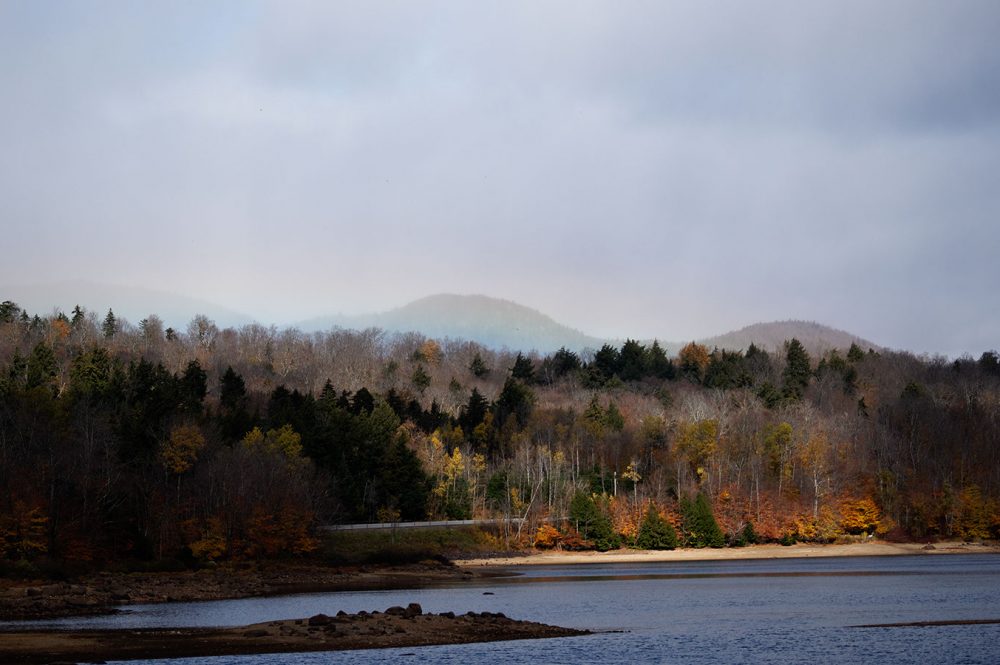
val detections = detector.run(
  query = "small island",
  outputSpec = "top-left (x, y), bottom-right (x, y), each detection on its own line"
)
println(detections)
top-left (0, 603), bottom-right (589, 663)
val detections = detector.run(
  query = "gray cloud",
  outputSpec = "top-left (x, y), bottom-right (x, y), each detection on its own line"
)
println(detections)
top-left (1, 1), bottom-right (998, 357)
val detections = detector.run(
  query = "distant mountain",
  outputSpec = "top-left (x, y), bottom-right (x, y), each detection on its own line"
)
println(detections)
top-left (1, 280), bottom-right (255, 330)
top-left (299, 294), bottom-right (606, 353)
top-left (696, 320), bottom-right (879, 356)
top-left (6, 283), bottom-right (879, 358)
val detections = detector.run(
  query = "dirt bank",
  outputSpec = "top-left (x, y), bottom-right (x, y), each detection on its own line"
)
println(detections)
top-left (0, 604), bottom-right (590, 663)
top-left (454, 540), bottom-right (1000, 567)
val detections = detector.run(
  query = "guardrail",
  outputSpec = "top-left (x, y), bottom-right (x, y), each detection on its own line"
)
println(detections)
top-left (319, 518), bottom-right (525, 532)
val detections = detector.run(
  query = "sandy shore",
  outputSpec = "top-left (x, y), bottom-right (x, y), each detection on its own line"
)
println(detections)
top-left (454, 541), bottom-right (1000, 567)
top-left (0, 605), bottom-right (590, 664)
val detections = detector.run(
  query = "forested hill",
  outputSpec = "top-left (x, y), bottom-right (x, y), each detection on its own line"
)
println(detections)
top-left (298, 294), bottom-right (605, 352)
top-left (1, 297), bottom-right (998, 568)
top-left (697, 321), bottom-right (879, 357)
top-left (5, 284), bottom-right (877, 357)
top-left (300, 294), bottom-right (874, 356)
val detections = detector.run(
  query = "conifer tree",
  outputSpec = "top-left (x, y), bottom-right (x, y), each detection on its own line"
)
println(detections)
top-left (636, 505), bottom-right (678, 550)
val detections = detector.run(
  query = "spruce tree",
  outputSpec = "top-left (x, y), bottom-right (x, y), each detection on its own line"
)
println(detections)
top-left (636, 505), bottom-right (678, 550)
top-left (681, 493), bottom-right (725, 548)
top-left (782, 338), bottom-right (811, 401)
top-left (102, 309), bottom-right (118, 338)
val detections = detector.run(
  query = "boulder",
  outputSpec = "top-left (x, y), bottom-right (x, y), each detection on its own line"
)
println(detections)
top-left (308, 613), bottom-right (333, 626)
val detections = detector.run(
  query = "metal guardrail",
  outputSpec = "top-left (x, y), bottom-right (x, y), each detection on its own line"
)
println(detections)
top-left (319, 518), bottom-right (524, 532)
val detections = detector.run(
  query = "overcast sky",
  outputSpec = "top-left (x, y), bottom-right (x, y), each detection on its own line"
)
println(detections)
top-left (2, 1), bottom-right (998, 358)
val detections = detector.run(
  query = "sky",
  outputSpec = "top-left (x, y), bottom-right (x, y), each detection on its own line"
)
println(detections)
top-left (2, 1), bottom-right (999, 358)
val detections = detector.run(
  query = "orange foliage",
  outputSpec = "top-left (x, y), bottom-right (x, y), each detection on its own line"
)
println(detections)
top-left (559, 526), bottom-right (590, 551)
top-left (0, 500), bottom-right (49, 559)
top-left (533, 524), bottom-right (561, 549)
top-left (239, 504), bottom-right (317, 558)
top-left (608, 495), bottom-right (640, 541)
top-left (839, 497), bottom-right (882, 535)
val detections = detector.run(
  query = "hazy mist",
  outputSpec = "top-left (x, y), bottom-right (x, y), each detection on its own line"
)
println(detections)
top-left (2, 1), bottom-right (998, 358)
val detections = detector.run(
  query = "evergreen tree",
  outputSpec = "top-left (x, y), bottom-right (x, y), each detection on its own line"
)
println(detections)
top-left (646, 340), bottom-right (675, 379)
top-left (592, 344), bottom-right (622, 384)
top-left (25, 342), bottom-right (58, 394)
top-left (71, 305), bottom-right (86, 327)
top-left (411, 364), bottom-right (431, 394)
top-left (458, 387), bottom-right (490, 433)
top-left (680, 493), bottom-right (725, 548)
top-left (782, 338), bottom-right (812, 401)
top-left (510, 352), bottom-right (535, 383)
top-left (493, 377), bottom-right (535, 429)
top-left (102, 309), bottom-right (118, 338)
top-left (179, 360), bottom-right (207, 415)
top-left (636, 504), bottom-right (678, 550)
top-left (847, 342), bottom-right (865, 363)
top-left (0, 300), bottom-right (20, 323)
top-left (469, 352), bottom-right (490, 378)
top-left (569, 492), bottom-right (620, 551)
top-left (619, 339), bottom-right (647, 381)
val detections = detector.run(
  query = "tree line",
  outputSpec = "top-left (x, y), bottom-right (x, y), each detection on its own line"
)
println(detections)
top-left (1, 300), bottom-right (998, 564)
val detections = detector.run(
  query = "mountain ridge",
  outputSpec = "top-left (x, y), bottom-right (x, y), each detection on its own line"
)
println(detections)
top-left (3, 282), bottom-right (878, 356)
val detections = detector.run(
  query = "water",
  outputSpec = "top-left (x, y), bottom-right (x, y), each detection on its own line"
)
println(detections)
top-left (6, 554), bottom-right (1000, 664)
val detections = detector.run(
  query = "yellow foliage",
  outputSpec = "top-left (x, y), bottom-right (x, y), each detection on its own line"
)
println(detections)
top-left (161, 424), bottom-right (206, 474)
top-left (956, 485), bottom-right (994, 541)
top-left (472, 453), bottom-right (487, 476)
top-left (839, 497), bottom-right (881, 535)
top-left (188, 517), bottom-right (227, 561)
top-left (510, 487), bottom-right (526, 514)
top-left (243, 424), bottom-right (303, 459)
top-left (377, 507), bottom-right (401, 524)
top-left (533, 524), bottom-right (562, 549)
top-left (792, 507), bottom-right (841, 542)
top-left (444, 447), bottom-right (464, 485)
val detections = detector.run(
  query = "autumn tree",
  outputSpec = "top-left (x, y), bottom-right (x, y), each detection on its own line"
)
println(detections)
top-left (679, 342), bottom-right (710, 383)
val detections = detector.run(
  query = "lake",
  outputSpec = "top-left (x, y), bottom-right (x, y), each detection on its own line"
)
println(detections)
top-left (9, 553), bottom-right (1000, 664)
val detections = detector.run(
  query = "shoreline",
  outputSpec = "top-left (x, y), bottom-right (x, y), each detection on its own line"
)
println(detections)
top-left (454, 540), bottom-right (1000, 567)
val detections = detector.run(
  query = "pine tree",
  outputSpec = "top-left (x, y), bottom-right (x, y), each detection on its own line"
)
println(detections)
top-left (102, 309), bottom-right (118, 338)
top-left (681, 493), bottom-right (725, 548)
top-left (782, 338), bottom-right (812, 401)
top-left (469, 352), bottom-right (490, 378)
top-left (510, 352), bottom-right (535, 383)
top-left (636, 505), bottom-right (678, 550)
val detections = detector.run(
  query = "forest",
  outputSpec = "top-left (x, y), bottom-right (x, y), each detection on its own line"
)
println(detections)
top-left (1, 300), bottom-right (998, 566)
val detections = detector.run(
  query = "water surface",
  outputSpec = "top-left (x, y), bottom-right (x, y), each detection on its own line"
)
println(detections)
top-left (9, 554), bottom-right (1000, 664)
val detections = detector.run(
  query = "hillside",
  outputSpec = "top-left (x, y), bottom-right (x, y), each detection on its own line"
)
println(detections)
top-left (299, 294), bottom-right (606, 353)
top-left (696, 321), bottom-right (879, 356)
